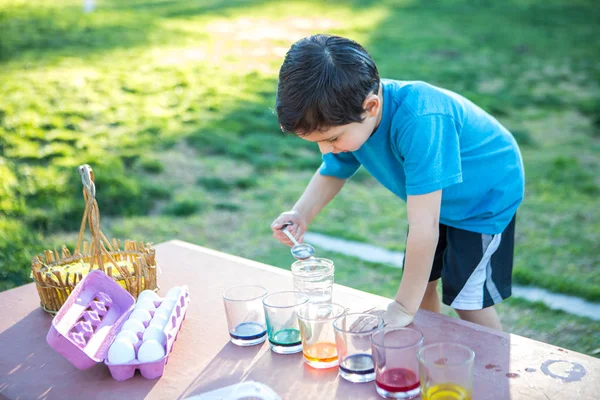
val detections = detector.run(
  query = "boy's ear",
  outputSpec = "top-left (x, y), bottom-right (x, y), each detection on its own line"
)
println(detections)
top-left (362, 93), bottom-right (381, 117)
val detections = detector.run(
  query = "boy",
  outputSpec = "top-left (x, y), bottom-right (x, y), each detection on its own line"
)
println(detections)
top-left (270, 34), bottom-right (524, 330)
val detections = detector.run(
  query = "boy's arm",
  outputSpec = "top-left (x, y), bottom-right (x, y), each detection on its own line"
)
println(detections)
top-left (271, 170), bottom-right (346, 244)
top-left (385, 190), bottom-right (441, 326)
top-left (293, 170), bottom-right (347, 223)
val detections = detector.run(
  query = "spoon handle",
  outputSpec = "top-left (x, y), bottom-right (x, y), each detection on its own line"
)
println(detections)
top-left (281, 223), bottom-right (300, 246)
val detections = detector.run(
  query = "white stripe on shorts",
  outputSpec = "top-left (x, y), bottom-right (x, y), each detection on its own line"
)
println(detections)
top-left (450, 233), bottom-right (503, 310)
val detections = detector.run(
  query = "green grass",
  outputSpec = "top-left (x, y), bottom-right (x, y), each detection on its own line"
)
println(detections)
top-left (1, 0), bottom-right (599, 355)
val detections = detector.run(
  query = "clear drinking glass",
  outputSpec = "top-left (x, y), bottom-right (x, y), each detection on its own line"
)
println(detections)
top-left (222, 285), bottom-right (268, 346)
top-left (291, 258), bottom-right (334, 304)
top-left (417, 343), bottom-right (475, 400)
top-left (262, 291), bottom-right (309, 354)
top-left (333, 313), bottom-right (384, 383)
top-left (297, 302), bottom-right (346, 369)
top-left (371, 327), bottom-right (424, 399)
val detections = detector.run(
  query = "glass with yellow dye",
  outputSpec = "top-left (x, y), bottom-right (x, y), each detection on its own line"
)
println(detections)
top-left (417, 343), bottom-right (475, 400)
top-left (297, 303), bottom-right (346, 369)
top-left (422, 383), bottom-right (471, 400)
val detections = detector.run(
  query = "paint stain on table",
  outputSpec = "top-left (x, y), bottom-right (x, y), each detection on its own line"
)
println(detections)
top-left (506, 372), bottom-right (520, 378)
top-left (541, 360), bottom-right (586, 382)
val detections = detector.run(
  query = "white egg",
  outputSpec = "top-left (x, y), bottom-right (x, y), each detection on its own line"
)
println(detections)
top-left (166, 286), bottom-right (182, 300)
top-left (135, 297), bottom-right (157, 311)
top-left (115, 330), bottom-right (140, 346)
top-left (138, 290), bottom-right (160, 302)
top-left (158, 298), bottom-right (177, 313)
top-left (108, 338), bottom-right (136, 364)
top-left (129, 309), bottom-right (152, 324)
top-left (155, 306), bottom-right (172, 319)
top-left (121, 319), bottom-right (145, 335)
top-left (149, 313), bottom-right (168, 330)
top-left (142, 326), bottom-right (167, 345)
top-left (137, 339), bottom-right (165, 362)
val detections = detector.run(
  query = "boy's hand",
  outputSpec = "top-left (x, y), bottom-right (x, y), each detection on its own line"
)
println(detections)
top-left (384, 300), bottom-right (414, 327)
top-left (271, 210), bottom-right (307, 246)
top-left (349, 301), bottom-right (414, 331)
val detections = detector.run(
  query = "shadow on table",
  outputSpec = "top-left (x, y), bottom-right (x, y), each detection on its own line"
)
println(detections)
top-left (179, 341), bottom-right (355, 400)
top-left (177, 341), bottom-right (271, 399)
top-left (0, 309), bottom-right (59, 398)
top-left (0, 308), bottom-right (159, 399)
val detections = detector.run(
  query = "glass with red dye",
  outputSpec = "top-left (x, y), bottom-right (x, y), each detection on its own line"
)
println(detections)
top-left (371, 327), bottom-right (423, 399)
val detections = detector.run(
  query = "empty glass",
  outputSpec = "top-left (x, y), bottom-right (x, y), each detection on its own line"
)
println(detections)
top-left (297, 302), bottom-right (346, 369)
top-left (333, 313), bottom-right (384, 383)
top-left (222, 285), bottom-right (268, 346)
top-left (262, 291), bottom-right (309, 354)
top-left (291, 257), bottom-right (334, 304)
top-left (371, 327), bottom-right (424, 399)
top-left (417, 343), bottom-right (475, 400)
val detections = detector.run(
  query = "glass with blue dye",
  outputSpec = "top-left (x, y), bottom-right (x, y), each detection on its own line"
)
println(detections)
top-left (333, 313), bottom-right (384, 382)
top-left (223, 285), bottom-right (268, 346)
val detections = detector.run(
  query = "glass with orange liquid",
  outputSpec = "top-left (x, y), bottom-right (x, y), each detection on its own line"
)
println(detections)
top-left (371, 327), bottom-right (424, 399)
top-left (417, 343), bottom-right (474, 400)
top-left (297, 303), bottom-right (346, 368)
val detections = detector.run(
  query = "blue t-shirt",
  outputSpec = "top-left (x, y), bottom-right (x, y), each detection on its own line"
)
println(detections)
top-left (319, 80), bottom-right (525, 235)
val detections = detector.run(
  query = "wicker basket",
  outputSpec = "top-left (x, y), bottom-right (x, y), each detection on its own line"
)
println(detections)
top-left (31, 164), bottom-right (158, 315)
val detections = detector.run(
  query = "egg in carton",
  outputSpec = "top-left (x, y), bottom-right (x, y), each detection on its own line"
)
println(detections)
top-left (104, 286), bottom-right (191, 381)
top-left (46, 269), bottom-right (191, 380)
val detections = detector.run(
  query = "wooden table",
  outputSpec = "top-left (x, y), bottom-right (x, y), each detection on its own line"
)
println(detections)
top-left (0, 240), bottom-right (598, 399)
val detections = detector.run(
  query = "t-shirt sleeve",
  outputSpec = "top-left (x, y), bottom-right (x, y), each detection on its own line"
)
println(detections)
top-left (395, 114), bottom-right (463, 195)
top-left (318, 152), bottom-right (361, 179)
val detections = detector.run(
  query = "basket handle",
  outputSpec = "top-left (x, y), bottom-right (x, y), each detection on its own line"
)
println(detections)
top-left (80, 163), bottom-right (96, 198)
top-left (75, 164), bottom-right (130, 287)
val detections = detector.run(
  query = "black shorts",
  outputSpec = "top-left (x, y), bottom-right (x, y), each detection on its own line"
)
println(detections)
top-left (427, 215), bottom-right (516, 310)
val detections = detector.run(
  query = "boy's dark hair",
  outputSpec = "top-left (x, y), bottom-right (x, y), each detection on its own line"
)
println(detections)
top-left (276, 34), bottom-right (380, 135)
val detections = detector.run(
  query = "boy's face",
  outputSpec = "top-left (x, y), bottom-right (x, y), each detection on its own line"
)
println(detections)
top-left (299, 88), bottom-right (383, 155)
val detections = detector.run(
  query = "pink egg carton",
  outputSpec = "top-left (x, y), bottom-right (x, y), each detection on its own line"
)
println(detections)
top-left (46, 269), bottom-right (191, 381)
top-left (104, 288), bottom-right (190, 381)
top-left (46, 270), bottom-right (135, 369)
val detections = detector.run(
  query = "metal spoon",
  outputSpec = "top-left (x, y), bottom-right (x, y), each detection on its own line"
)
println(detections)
top-left (281, 223), bottom-right (315, 260)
